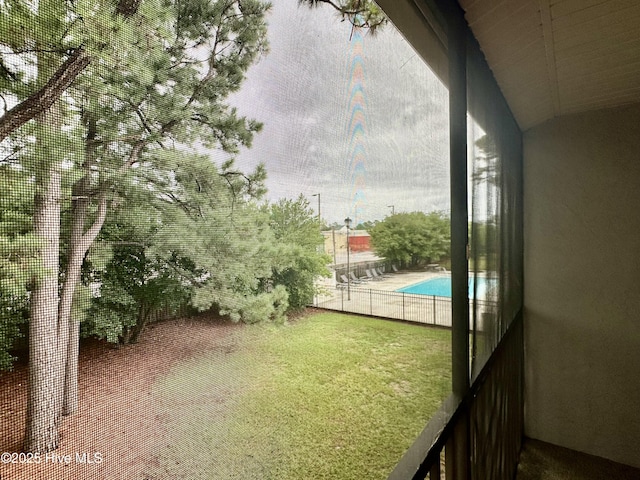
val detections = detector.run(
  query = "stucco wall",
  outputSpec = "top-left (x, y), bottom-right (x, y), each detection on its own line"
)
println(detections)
top-left (523, 103), bottom-right (640, 468)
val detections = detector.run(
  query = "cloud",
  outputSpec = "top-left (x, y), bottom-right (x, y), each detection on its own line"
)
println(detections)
top-left (225, 0), bottom-right (450, 224)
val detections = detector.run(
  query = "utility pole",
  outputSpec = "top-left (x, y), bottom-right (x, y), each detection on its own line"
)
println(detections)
top-left (345, 217), bottom-right (352, 301)
top-left (332, 229), bottom-right (337, 265)
top-left (312, 193), bottom-right (321, 224)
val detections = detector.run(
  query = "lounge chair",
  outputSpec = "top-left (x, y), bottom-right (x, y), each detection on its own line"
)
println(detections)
top-left (350, 272), bottom-right (368, 283)
top-left (366, 269), bottom-right (383, 280)
top-left (360, 270), bottom-right (374, 280)
top-left (375, 267), bottom-right (391, 278)
top-left (341, 274), bottom-right (364, 285)
top-left (369, 269), bottom-right (385, 280)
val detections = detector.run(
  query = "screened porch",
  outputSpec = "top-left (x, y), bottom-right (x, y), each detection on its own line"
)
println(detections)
top-left (378, 0), bottom-right (640, 478)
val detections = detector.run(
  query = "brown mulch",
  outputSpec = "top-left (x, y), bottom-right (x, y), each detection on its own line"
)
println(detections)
top-left (0, 315), bottom-right (244, 480)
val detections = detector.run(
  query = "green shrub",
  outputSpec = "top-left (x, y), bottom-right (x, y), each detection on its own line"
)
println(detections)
top-left (238, 285), bottom-right (289, 324)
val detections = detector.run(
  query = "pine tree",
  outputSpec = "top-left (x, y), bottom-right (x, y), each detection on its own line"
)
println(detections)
top-left (1, 0), bottom-right (271, 452)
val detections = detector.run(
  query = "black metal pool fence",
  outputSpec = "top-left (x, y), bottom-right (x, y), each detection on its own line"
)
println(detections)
top-left (313, 287), bottom-right (493, 327)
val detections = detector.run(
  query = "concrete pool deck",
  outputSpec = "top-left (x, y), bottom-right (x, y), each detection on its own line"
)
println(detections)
top-left (319, 269), bottom-right (450, 293)
top-left (364, 269), bottom-right (451, 291)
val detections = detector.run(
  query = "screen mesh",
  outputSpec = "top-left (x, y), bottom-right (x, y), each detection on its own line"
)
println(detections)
top-left (467, 37), bottom-right (524, 379)
top-left (1, 1), bottom-right (455, 479)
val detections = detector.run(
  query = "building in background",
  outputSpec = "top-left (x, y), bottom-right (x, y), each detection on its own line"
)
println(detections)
top-left (322, 228), bottom-right (371, 261)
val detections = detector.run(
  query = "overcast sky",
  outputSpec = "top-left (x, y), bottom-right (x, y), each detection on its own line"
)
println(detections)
top-left (221, 0), bottom-right (451, 225)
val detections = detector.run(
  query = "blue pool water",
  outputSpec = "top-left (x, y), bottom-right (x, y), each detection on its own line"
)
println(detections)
top-left (396, 276), bottom-right (495, 298)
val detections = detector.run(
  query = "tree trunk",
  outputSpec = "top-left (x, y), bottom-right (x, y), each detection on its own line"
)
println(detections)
top-left (119, 304), bottom-right (151, 345)
top-left (22, 4), bottom-right (69, 450)
top-left (62, 320), bottom-right (81, 415)
top-left (24, 160), bottom-right (61, 454)
top-left (57, 258), bottom-right (83, 417)
top-left (59, 194), bottom-right (107, 415)
top-left (60, 119), bottom-right (107, 416)
top-left (129, 305), bottom-right (151, 344)
top-left (22, 0), bottom-right (143, 451)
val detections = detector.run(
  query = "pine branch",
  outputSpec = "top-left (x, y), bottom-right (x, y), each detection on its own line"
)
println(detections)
top-left (298, 0), bottom-right (387, 32)
top-left (0, 48), bottom-right (91, 142)
top-left (0, 0), bottom-right (142, 142)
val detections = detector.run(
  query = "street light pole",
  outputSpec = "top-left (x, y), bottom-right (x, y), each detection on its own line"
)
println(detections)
top-left (332, 229), bottom-right (337, 265)
top-left (312, 193), bottom-right (321, 224)
top-left (387, 205), bottom-right (395, 215)
top-left (344, 217), bottom-right (352, 301)
top-left (312, 193), bottom-right (324, 255)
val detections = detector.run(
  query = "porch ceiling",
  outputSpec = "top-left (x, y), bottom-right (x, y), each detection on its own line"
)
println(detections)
top-left (458, 0), bottom-right (640, 130)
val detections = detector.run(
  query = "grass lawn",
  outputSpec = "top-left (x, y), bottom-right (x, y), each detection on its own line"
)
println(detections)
top-left (151, 312), bottom-right (451, 479)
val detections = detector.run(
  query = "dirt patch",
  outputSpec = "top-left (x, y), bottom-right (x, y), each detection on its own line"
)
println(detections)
top-left (0, 314), bottom-right (243, 480)
top-left (389, 380), bottom-right (412, 396)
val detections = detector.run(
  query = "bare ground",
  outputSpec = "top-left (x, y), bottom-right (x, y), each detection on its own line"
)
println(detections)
top-left (0, 315), bottom-right (243, 480)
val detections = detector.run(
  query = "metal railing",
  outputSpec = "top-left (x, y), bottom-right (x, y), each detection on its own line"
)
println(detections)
top-left (313, 286), bottom-right (491, 329)
top-left (388, 312), bottom-right (524, 480)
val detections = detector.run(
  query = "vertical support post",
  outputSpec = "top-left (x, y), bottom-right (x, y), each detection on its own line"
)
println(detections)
top-left (445, 410), bottom-right (469, 480)
top-left (433, 295), bottom-right (437, 325)
top-left (449, 0), bottom-right (469, 399)
top-left (402, 292), bottom-right (406, 321)
top-left (430, 456), bottom-right (441, 480)
top-left (370, 289), bottom-right (373, 316)
top-left (448, 3), bottom-right (470, 479)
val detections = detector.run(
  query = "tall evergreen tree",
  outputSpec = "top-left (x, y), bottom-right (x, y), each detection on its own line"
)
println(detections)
top-left (1, 0), bottom-right (271, 452)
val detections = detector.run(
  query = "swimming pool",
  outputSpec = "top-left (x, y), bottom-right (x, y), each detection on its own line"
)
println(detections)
top-left (396, 276), bottom-right (496, 298)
